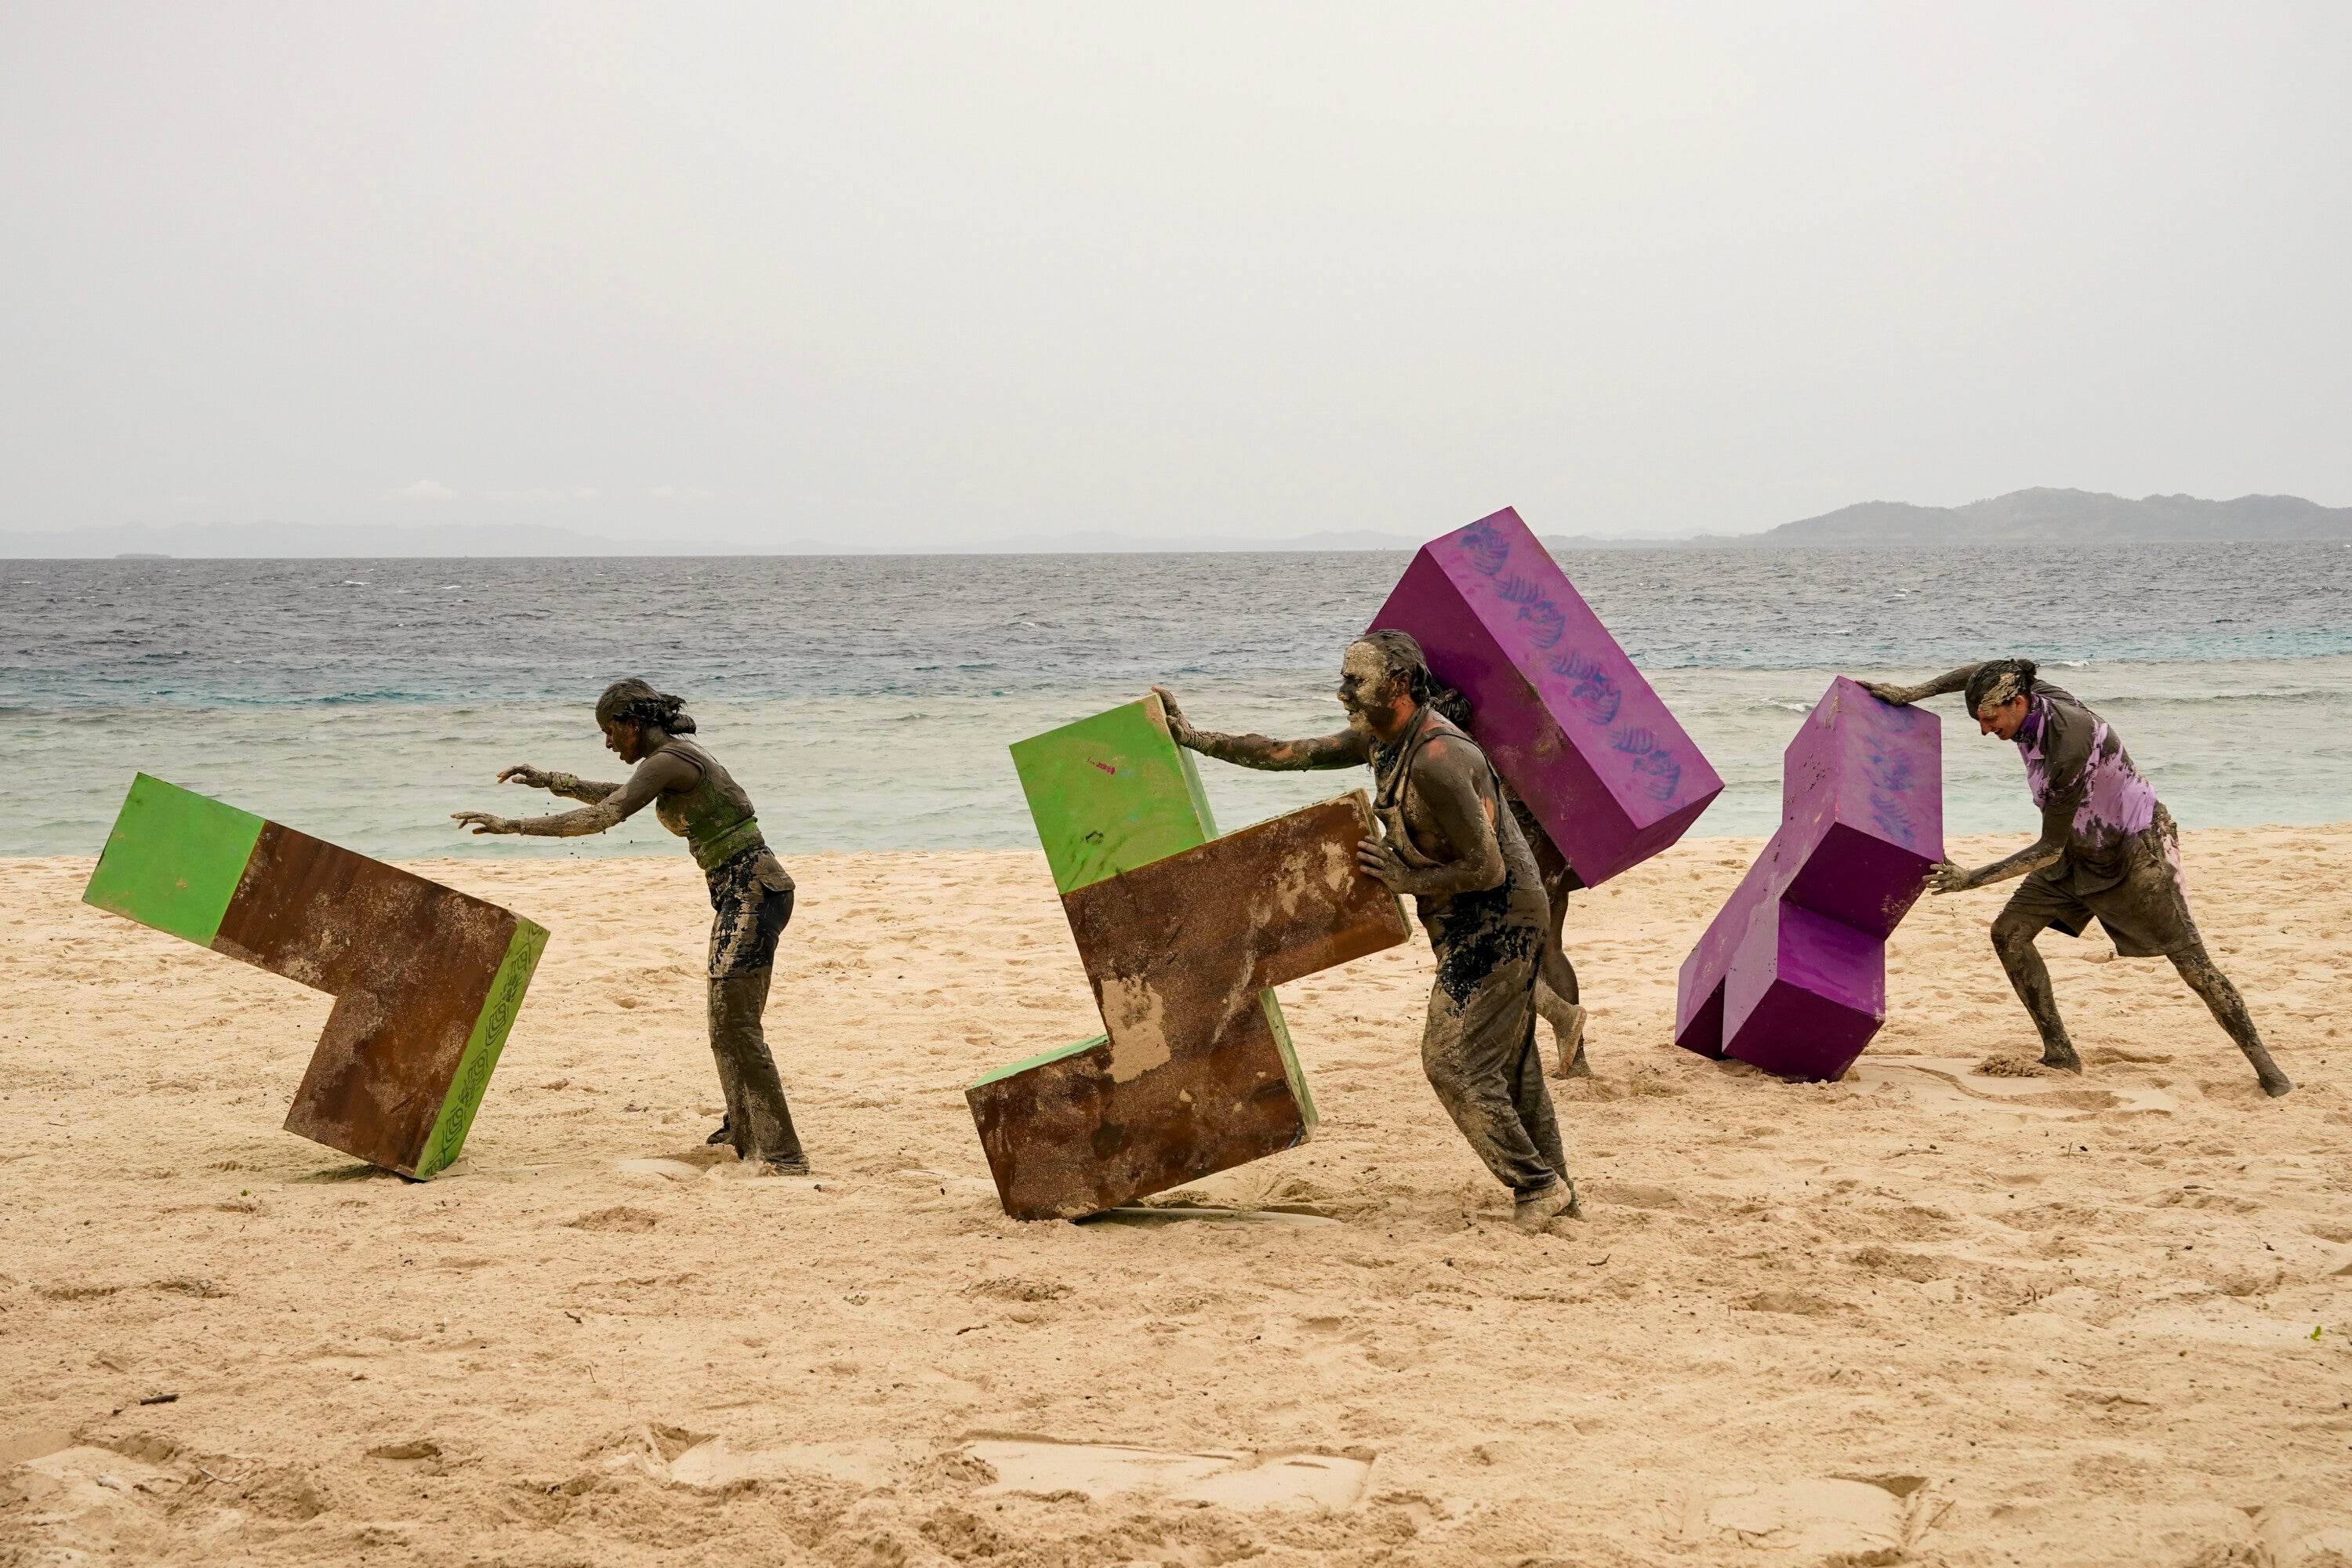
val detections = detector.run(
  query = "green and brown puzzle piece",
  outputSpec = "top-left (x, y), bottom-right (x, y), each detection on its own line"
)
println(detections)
top-left (82, 775), bottom-right (547, 1178)
top-left (968, 696), bottom-right (1408, 1219)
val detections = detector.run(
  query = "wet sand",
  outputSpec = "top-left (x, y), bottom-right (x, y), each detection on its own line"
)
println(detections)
top-left (4, 826), bottom-right (2350, 1565)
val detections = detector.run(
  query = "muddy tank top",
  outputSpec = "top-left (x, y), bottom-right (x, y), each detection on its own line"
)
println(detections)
top-left (1370, 706), bottom-right (1547, 943)
top-left (652, 736), bottom-right (767, 871)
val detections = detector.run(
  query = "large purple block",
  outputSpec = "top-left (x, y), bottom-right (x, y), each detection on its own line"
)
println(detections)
top-left (1369, 507), bottom-right (1722, 887)
top-left (1722, 900), bottom-right (1886, 1080)
top-left (1778, 679), bottom-right (1944, 938)
top-left (1675, 677), bottom-right (1942, 1081)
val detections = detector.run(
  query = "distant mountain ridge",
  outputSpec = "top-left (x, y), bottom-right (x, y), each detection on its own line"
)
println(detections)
top-left (1715, 488), bottom-right (2352, 546)
top-left (5, 488), bottom-right (2345, 556)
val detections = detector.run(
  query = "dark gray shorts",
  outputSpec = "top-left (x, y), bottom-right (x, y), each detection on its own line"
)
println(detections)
top-left (2000, 804), bottom-right (2200, 959)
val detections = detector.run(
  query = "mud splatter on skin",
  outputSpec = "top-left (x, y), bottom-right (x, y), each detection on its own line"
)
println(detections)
top-left (1863, 660), bottom-right (2294, 1098)
top-left (1158, 634), bottom-right (1571, 1200)
top-left (453, 699), bottom-right (810, 1164)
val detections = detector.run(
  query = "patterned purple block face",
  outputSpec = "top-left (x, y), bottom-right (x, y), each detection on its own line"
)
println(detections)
top-left (1777, 677), bottom-right (1944, 939)
top-left (1673, 677), bottom-right (1944, 1080)
top-left (1369, 507), bottom-right (1722, 886)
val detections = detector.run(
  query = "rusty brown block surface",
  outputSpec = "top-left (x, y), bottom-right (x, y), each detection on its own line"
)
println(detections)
top-left (969, 792), bottom-right (1409, 1220)
top-left (83, 775), bottom-right (547, 1178)
top-left (965, 1003), bottom-right (1308, 1222)
top-left (1061, 793), bottom-right (1407, 1069)
top-left (216, 824), bottom-right (531, 1176)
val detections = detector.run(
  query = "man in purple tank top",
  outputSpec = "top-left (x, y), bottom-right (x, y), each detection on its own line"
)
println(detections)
top-left (1862, 659), bottom-right (2291, 1097)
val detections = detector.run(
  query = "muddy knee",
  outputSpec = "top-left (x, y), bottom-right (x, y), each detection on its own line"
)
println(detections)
top-left (1990, 914), bottom-right (2042, 968)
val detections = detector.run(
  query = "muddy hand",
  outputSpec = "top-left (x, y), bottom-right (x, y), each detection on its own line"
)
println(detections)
top-left (1927, 859), bottom-right (1975, 895)
top-left (1859, 681), bottom-right (1915, 706)
top-left (1356, 836), bottom-right (1407, 891)
top-left (452, 811), bottom-right (520, 836)
top-left (1149, 686), bottom-right (1197, 745)
top-left (497, 764), bottom-right (553, 789)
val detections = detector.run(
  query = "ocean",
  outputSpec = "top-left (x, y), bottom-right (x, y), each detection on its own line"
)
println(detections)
top-left (5, 543), bottom-right (2349, 862)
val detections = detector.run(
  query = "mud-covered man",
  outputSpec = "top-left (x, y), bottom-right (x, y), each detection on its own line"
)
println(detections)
top-left (1152, 629), bottom-right (1582, 1229)
top-left (1861, 659), bottom-right (2291, 1097)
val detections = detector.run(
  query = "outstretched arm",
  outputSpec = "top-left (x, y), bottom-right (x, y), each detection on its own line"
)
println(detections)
top-left (1929, 796), bottom-right (2068, 895)
top-left (1151, 686), bottom-right (1370, 771)
top-left (496, 764), bottom-right (622, 804)
top-left (1860, 663), bottom-right (1985, 707)
top-left (454, 751), bottom-right (698, 837)
top-left (1356, 734), bottom-right (1506, 898)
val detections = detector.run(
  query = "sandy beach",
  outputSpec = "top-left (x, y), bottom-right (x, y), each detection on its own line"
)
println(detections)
top-left (5, 824), bottom-right (2350, 1566)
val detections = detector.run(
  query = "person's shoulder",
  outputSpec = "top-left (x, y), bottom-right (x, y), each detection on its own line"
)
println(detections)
top-left (648, 739), bottom-right (709, 781)
top-left (2035, 684), bottom-right (2080, 708)
top-left (1413, 723), bottom-right (1488, 771)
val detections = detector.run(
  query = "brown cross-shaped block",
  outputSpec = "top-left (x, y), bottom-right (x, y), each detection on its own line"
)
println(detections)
top-left (967, 791), bottom-right (1408, 1219)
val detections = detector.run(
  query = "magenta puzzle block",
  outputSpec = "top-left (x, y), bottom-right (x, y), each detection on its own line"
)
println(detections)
top-left (1675, 677), bottom-right (1942, 1081)
top-left (1368, 507), bottom-right (1722, 887)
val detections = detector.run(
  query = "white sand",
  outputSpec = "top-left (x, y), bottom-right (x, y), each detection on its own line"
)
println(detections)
top-left (4, 826), bottom-right (2350, 1565)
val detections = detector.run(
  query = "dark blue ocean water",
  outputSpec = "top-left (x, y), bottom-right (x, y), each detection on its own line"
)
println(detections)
top-left (4, 543), bottom-right (2349, 857)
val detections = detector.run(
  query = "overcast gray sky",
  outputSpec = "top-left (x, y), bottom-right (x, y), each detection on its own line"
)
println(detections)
top-left (4, 2), bottom-right (2347, 546)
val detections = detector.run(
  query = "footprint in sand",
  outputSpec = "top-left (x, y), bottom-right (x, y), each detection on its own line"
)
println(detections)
top-left (1683, 1475), bottom-right (1937, 1558)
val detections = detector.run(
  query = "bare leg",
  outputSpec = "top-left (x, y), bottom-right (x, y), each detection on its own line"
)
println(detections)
top-left (1536, 866), bottom-right (1590, 1078)
top-left (1990, 909), bottom-right (2082, 1074)
top-left (2170, 941), bottom-right (2292, 1097)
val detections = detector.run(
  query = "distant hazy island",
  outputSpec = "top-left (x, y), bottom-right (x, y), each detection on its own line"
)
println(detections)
top-left (3, 487), bottom-right (2347, 557)
top-left (1687, 487), bottom-right (2352, 548)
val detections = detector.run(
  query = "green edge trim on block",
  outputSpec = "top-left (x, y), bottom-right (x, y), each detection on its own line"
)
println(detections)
top-left (1258, 989), bottom-right (1316, 1130)
top-left (967, 1033), bottom-right (1108, 1091)
top-left (82, 774), bottom-right (265, 946)
top-left (414, 917), bottom-right (549, 1178)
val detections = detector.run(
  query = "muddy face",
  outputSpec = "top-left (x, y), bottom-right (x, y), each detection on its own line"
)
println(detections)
top-left (1976, 695), bottom-right (2031, 740)
top-left (604, 720), bottom-right (648, 764)
top-left (1337, 642), bottom-right (1399, 735)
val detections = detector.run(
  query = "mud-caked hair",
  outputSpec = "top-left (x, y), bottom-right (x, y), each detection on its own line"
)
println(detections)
top-left (595, 678), bottom-right (696, 735)
top-left (1354, 628), bottom-right (1473, 728)
top-left (1964, 658), bottom-right (2038, 717)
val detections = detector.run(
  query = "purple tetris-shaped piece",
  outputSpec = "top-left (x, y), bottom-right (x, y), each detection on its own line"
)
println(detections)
top-left (1675, 677), bottom-right (1942, 1081)
top-left (1369, 508), bottom-right (1721, 885)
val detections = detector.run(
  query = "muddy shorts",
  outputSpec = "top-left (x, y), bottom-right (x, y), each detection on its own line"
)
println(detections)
top-left (1999, 804), bottom-right (2200, 959)
top-left (706, 848), bottom-right (796, 977)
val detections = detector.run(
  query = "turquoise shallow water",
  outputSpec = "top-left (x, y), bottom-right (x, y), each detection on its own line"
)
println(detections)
top-left (4, 546), bottom-right (2349, 858)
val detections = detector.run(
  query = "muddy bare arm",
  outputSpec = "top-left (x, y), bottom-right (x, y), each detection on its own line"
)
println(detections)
top-left (1150, 686), bottom-right (1370, 771)
top-left (455, 751), bottom-right (697, 837)
top-left (1860, 664), bottom-right (1985, 707)
top-left (1356, 734), bottom-right (1506, 898)
top-left (496, 764), bottom-right (621, 803)
top-left (1929, 798), bottom-right (2068, 894)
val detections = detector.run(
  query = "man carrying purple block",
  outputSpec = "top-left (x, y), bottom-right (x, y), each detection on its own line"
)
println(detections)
top-left (1862, 658), bottom-right (2292, 1097)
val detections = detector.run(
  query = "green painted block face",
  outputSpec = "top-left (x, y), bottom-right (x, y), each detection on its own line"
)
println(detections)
top-left (82, 774), bottom-right (265, 946)
top-left (1258, 990), bottom-right (1315, 1131)
top-left (1009, 695), bottom-right (1219, 894)
top-left (967, 1033), bottom-right (1108, 1091)
top-left (414, 917), bottom-right (549, 1178)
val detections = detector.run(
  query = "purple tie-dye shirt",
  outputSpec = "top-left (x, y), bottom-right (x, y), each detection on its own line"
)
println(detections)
top-left (2015, 685), bottom-right (2158, 873)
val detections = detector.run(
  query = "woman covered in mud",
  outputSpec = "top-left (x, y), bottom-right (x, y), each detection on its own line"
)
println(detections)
top-left (1861, 659), bottom-right (2291, 1097)
top-left (452, 680), bottom-right (810, 1168)
top-left (1153, 629), bottom-right (1582, 1230)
